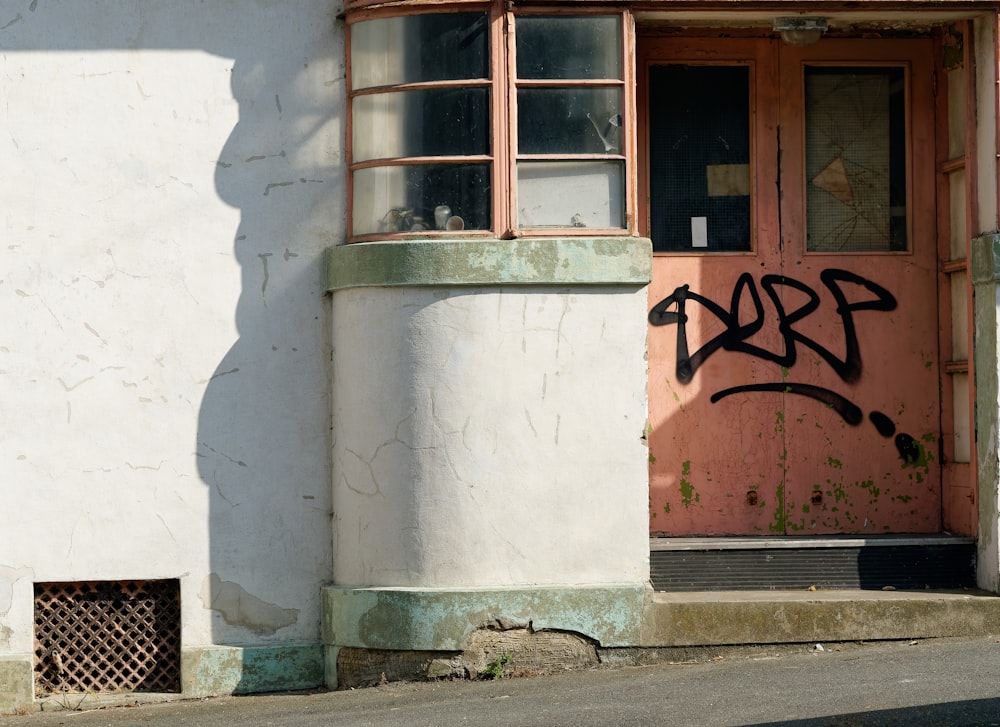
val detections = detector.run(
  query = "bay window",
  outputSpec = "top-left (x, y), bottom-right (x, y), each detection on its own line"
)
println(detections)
top-left (346, 3), bottom-right (633, 241)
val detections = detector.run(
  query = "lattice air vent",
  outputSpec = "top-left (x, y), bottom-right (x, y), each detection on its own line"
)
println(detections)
top-left (33, 580), bottom-right (181, 694)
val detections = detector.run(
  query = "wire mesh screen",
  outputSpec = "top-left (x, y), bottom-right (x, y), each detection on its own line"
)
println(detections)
top-left (33, 580), bottom-right (181, 695)
top-left (805, 67), bottom-right (907, 252)
top-left (648, 64), bottom-right (751, 252)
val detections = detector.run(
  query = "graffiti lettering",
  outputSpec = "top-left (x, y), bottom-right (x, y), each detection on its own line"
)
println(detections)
top-left (649, 269), bottom-right (919, 463)
top-left (648, 269), bottom-right (896, 385)
top-left (710, 383), bottom-right (862, 425)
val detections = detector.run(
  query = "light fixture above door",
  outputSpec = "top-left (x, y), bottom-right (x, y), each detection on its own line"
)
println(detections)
top-left (773, 17), bottom-right (828, 46)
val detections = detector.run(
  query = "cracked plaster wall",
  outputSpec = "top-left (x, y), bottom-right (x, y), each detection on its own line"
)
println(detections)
top-left (331, 285), bottom-right (650, 588)
top-left (0, 0), bottom-right (341, 656)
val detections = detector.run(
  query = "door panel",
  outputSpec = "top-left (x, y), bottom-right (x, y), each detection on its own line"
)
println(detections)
top-left (644, 37), bottom-right (941, 536)
top-left (776, 40), bottom-right (940, 533)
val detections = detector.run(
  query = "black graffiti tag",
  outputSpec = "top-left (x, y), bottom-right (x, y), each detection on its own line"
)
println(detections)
top-left (648, 269), bottom-right (920, 463)
top-left (648, 269), bottom-right (897, 384)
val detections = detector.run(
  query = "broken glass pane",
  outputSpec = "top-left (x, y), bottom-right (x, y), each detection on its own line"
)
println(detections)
top-left (518, 87), bottom-right (622, 155)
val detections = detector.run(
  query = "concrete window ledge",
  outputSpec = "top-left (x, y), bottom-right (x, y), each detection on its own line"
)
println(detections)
top-left (325, 237), bottom-right (653, 291)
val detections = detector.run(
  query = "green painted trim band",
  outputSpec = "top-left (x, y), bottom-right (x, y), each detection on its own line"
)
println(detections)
top-left (326, 238), bottom-right (653, 291)
top-left (971, 233), bottom-right (1000, 285)
top-left (322, 584), bottom-right (647, 650)
top-left (181, 643), bottom-right (324, 697)
top-left (0, 646), bottom-right (325, 711)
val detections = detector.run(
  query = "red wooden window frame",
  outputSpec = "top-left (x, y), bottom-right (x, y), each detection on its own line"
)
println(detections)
top-left (344, 2), bottom-right (636, 242)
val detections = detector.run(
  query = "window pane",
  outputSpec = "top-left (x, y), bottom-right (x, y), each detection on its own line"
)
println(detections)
top-left (518, 88), bottom-right (622, 155)
top-left (805, 67), bottom-right (907, 252)
top-left (351, 13), bottom-right (489, 89)
top-left (353, 88), bottom-right (489, 162)
top-left (353, 164), bottom-right (491, 235)
top-left (516, 16), bottom-right (621, 80)
top-left (517, 161), bottom-right (624, 228)
top-left (648, 65), bottom-right (751, 252)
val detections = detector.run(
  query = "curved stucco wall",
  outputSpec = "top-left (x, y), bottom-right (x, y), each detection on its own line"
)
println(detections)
top-left (328, 239), bottom-right (652, 588)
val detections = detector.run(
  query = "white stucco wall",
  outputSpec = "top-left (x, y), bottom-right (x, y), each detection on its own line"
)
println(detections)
top-left (331, 284), bottom-right (651, 588)
top-left (0, 0), bottom-right (343, 656)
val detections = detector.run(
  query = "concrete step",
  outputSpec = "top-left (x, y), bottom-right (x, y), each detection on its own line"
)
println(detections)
top-left (640, 588), bottom-right (1000, 647)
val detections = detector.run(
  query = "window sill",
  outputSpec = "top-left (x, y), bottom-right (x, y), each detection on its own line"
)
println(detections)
top-left (325, 237), bottom-right (652, 291)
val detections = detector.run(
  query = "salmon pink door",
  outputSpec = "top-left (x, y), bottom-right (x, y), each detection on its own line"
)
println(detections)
top-left (642, 37), bottom-right (941, 536)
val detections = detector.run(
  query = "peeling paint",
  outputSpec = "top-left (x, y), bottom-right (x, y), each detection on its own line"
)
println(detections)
top-left (678, 460), bottom-right (698, 507)
top-left (199, 574), bottom-right (298, 636)
top-left (769, 483), bottom-right (786, 533)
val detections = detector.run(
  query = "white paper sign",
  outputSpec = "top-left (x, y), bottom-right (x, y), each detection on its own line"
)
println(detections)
top-left (691, 217), bottom-right (708, 248)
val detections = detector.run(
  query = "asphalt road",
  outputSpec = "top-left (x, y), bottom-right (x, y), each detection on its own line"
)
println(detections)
top-left (4, 636), bottom-right (1000, 727)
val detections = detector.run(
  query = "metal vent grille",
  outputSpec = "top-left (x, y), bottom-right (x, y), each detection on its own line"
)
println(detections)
top-left (33, 580), bottom-right (181, 695)
top-left (650, 542), bottom-right (976, 592)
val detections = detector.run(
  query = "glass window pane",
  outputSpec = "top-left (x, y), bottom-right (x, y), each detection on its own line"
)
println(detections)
top-left (353, 164), bottom-right (491, 235)
top-left (805, 67), bottom-right (907, 252)
top-left (517, 161), bottom-right (624, 228)
top-left (516, 16), bottom-right (621, 80)
top-left (518, 87), bottom-right (622, 155)
top-left (351, 13), bottom-right (489, 89)
top-left (353, 88), bottom-right (489, 162)
top-left (648, 65), bottom-right (751, 252)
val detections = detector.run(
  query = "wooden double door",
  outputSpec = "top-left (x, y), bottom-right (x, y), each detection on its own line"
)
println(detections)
top-left (642, 37), bottom-right (941, 535)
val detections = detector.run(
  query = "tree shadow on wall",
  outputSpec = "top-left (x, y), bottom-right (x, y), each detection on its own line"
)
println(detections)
top-left (1, 0), bottom-right (343, 688)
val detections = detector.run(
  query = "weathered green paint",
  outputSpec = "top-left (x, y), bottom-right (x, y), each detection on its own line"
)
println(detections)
top-left (678, 460), bottom-right (697, 508)
top-left (324, 646), bottom-right (341, 691)
top-left (971, 232), bottom-right (1000, 286)
top-left (1, 645), bottom-right (323, 713)
top-left (181, 644), bottom-right (324, 697)
top-left (322, 585), bottom-right (647, 651)
top-left (0, 657), bottom-right (32, 714)
top-left (971, 233), bottom-right (1000, 591)
top-left (858, 479), bottom-right (880, 503)
top-left (770, 482), bottom-right (786, 533)
top-left (901, 437), bottom-right (934, 484)
top-left (325, 237), bottom-right (653, 291)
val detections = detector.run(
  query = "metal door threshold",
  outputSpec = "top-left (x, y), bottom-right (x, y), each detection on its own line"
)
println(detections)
top-left (649, 535), bottom-right (977, 592)
top-left (651, 534), bottom-right (974, 550)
